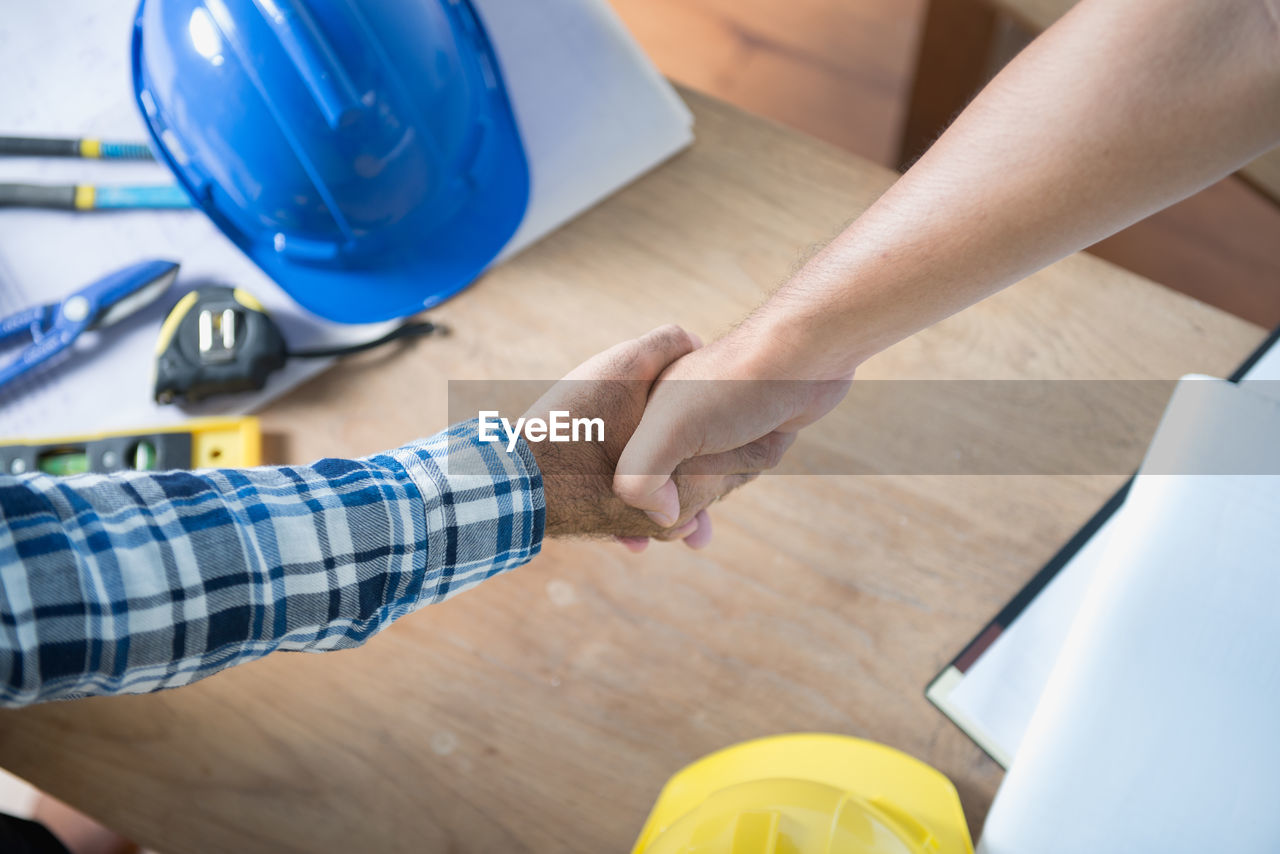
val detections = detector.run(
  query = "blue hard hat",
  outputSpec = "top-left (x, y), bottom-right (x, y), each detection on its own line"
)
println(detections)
top-left (131, 0), bottom-right (530, 323)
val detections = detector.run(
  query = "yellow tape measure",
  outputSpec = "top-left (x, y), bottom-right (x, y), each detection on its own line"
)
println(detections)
top-left (0, 417), bottom-right (261, 476)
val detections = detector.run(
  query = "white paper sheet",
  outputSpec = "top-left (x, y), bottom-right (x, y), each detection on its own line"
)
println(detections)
top-left (0, 0), bottom-right (692, 438)
top-left (943, 514), bottom-right (1118, 764)
top-left (979, 377), bottom-right (1280, 853)
top-left (936, 333), bottom-right (1280, 764)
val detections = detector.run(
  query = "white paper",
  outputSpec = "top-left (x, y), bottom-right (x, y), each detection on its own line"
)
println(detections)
top-left (475, 0), bottom-right (694, 261)
top-left (945, 514), bottom-right (1117, 762)
top-left (980, 378), bottom-right (1280, 852)
top-left (0, 0), bottom-right (691, 438)
top-left (940, 335), bottom-right (1280, 764)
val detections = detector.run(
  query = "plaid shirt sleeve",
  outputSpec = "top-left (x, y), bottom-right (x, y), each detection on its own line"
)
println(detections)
top-left (0, 419), bottom-right (544, 707)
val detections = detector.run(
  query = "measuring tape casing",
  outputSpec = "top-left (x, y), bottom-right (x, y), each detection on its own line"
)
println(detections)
top-left (155, 286), bottom-right (287, 404)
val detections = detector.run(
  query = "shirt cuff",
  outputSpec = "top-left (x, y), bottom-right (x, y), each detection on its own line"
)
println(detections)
top-left (387, 419), bottom-right (545, 606)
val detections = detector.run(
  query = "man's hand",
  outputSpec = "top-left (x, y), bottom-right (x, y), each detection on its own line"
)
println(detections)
top-left (612, 324), bottom-right (850, 526)
top-left (526, 325), bottom-right (773, 549)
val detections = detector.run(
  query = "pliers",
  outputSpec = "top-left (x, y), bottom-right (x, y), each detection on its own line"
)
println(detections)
top-left (0, 259), bottom-right (180, 391)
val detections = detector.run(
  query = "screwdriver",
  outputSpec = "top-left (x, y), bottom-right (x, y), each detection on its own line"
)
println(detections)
top-left (0, 134), bottom-right (155, 160)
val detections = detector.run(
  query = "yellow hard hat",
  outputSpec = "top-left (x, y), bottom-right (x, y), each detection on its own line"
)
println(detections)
top-left (632, 734), bottom-right (973, 854)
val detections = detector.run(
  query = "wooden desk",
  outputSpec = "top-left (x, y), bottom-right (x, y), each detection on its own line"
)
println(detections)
top-left (0, 90), bottom-right (1265, 852)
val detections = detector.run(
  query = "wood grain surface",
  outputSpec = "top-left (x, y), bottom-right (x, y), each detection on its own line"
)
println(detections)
top-left (610, 0), bottom-right (925, 165)
top-left (0, 90), bottom-right (1265, 853)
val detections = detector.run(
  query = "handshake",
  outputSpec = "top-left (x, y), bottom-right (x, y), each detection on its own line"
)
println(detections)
top-left (514, 324), bottom-right (851, 551)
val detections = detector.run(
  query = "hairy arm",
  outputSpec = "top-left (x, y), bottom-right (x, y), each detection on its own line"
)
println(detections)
top-left (762, 0), bottom-right (1280, 376)
top-left (616, 0), bottom-right (1280, 521)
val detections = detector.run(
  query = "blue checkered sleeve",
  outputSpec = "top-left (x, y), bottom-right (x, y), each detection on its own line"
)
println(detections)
top-left (0, 420), bottom-right (545, 706)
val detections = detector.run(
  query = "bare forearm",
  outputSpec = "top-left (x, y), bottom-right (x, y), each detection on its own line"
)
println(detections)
top-left (754, 0), bottom-right (1280, 378)
top-left (612, 0), bottom-right (1280, 515)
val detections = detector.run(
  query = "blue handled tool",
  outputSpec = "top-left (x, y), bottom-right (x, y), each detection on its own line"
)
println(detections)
top-left (0, 133), bottom-right (188, 210)
top-left (0, 135), bottom-right (155, 161)
top-left (0, 182), bottom-right (190, 210)
top-left (0, 259), bottom-right (180, 390)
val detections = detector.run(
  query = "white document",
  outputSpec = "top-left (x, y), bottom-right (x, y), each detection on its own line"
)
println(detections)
top-left (934, 333), bottom-right (1280, 764)
top-left (476, 0), bottom-right (694, 261)
top-left (940, 514), bottom-right (1118, 766)
top-left (979, 377), bottom-right (1280, 853)
top-left (0, 0), bottom-right (692, 438)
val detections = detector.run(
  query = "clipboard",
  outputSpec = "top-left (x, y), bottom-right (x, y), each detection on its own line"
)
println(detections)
top-left (925, 323), bottom-right (1280, 768)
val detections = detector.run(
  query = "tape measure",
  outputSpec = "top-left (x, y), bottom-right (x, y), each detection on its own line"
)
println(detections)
top-left (153, 286), bottom-right (443, 405)
top-left (154, 287), bottom-right (287, 404)
top-left (0, 416), bottom-right (261, 476)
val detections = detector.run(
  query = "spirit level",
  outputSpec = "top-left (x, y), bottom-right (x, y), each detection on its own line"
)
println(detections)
top-left (0, 416), bottom-right (261, 477)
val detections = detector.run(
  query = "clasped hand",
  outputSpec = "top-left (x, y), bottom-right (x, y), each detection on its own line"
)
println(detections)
top-left (527, 324), bottom-right (849, 550)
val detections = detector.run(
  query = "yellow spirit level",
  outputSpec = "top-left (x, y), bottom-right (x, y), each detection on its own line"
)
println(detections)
top-left (0, 416), bottom-right (261, 476)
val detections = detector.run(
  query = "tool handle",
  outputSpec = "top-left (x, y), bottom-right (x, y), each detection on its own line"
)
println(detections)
top-left (0, 326), bottom-right (75, 391)
top-left (0, 182), bottom-right (76, 209)
top-left (0, 135), bottom-right (80, 158)
top-left (0, 304), bottom-right (54, 346)
top-left (0, 135), bottom-right (154, 160)
top-left (0, 183), bottom-right (190, 210)
top-left (93, 140), bottom-right (155, 160)
top-left (93, 185), bottom-right (190, 209)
